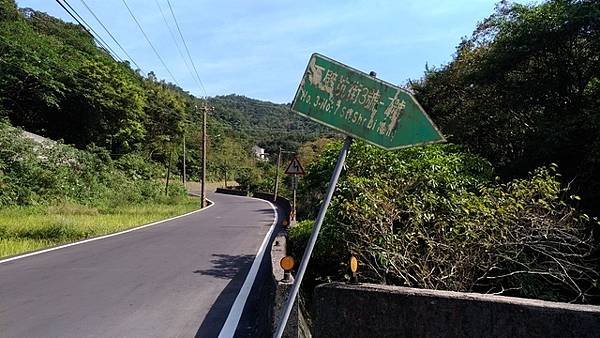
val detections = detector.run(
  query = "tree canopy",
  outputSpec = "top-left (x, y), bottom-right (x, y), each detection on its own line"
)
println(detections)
top-left (0, 2), bottom-right (322, 183)
top-left (412, 0), bottom-right (600, 212)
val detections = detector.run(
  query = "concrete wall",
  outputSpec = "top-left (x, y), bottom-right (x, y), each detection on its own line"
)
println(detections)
top-left (215, 187), bottom-right (248, 196)
top-left (314, 282), bottom-right (600, 338)
top-left (253, 192), bottom-right (291, 217)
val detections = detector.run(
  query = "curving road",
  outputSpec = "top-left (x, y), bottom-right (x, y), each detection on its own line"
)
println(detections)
top-left (0, 192), bottom-right (277, 338)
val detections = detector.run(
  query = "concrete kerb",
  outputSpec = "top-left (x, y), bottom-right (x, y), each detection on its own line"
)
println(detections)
top-left (215, 187), bottom-right (248, 196)
top-left (250, 192), bottom-right (304, 337)
top-left (270, 230), bottom-right (301, 338)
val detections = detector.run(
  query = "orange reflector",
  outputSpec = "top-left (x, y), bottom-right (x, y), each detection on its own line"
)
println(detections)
top-left (280, 256), bottom-right (295, 272)
top-left (350, 256), bottom-right (358, 273)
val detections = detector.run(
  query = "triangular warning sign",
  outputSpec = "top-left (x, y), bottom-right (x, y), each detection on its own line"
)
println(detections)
top-left (285, 157), bottom-right (305, 175)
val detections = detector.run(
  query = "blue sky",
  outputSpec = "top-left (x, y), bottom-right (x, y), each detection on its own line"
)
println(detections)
top-left (17, 0), bottom-right (521, 103)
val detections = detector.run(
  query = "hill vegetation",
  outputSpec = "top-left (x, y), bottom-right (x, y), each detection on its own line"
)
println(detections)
top-left (412, 0), bottom-right (600, 214)
top-left (208, 95), bottom-right (328, 155)
top-left (0, 0), bottom-right (323, 189)
top-left (0, 0), bottom-right (324, 257)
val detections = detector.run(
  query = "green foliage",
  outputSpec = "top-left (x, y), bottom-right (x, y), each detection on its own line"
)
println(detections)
top-left (0, 121), bottom-right (183, 207)
top-left (1, 3), bottom-right (325, 189)
top-left (0, 0), bottom-right (19, 22)
top-left (208, 94), bottom-right (327, 154)
top-left (296, 141), bottom-right (599, 303)
top-left (114, 153), bottom-right (162, 181)
top-left (235, 166), bottom-right (262, 192)
top-left (235, 160), bottom-right (282, 194)
top-left (288, 219), bottom-right (314, 262)
top-left (412, 0), bottom-right (600, 212)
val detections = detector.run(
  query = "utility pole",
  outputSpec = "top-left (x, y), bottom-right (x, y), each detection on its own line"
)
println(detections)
top-left (182, 134), bottom-right (186, 185)
top-left (273, 146), bottom-right (282, 202)
top-left (165, 147), bottom-right (173, 195)
top-left (200, 103), bottom-right (209, 208)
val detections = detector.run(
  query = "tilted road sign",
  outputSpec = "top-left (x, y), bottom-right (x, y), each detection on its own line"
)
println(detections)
top-left (276, 54), bottom-right (446, 337)
top-left (284, 156), bottom-right (305, 175)
top-left (291, 53), bottom-right (445, 150)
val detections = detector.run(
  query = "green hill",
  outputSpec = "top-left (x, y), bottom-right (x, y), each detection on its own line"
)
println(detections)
top-left (208, 94), bottom-right (328, 155)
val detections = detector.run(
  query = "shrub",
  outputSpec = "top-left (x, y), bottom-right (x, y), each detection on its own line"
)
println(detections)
top-left (0, 121), bottom-right (185, 207)
top-left (115, 152), bottom-right (162, 180)
top-left (296, 141), bottom-right (599, 303)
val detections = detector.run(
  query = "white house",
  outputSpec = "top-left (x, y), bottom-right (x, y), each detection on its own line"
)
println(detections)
top-left (251, 145), bottom-right (267, 160)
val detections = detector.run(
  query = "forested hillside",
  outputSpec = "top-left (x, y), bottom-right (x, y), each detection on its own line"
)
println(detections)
top-left (0, 0), bottom-right (320, 184)
top-left (209, 94), bottom-right (327, 155)
top-left (412, 0), bottom-right (600, 213)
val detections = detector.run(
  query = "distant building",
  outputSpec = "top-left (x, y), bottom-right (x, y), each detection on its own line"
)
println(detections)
top-left (251, 145), bottom-right (267, 160)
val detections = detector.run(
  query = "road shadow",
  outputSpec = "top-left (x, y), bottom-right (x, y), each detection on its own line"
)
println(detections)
top-left (195, 199), bottom-right (286, 338)
top-left (194, 254), bottom-right (254, 337)
top-left (255, 208), bottom-right (277, 216)
top-left (194, 254), bottom-right (255, 280)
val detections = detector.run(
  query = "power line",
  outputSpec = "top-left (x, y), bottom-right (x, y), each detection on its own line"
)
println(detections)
top-left (55, 0), bottom-right (123, 62)
top-left (78, 0), bottom-right (143, 72)
top-left (154, 0), bottom-right (196, 88)
top-left (120, 0), bottom-right (180, 86)
top-left (165, 0), bottom-right (207, 96)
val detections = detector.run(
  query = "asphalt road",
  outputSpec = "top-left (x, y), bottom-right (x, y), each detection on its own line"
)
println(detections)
top-left (0, 192), bottom-right (277, 338)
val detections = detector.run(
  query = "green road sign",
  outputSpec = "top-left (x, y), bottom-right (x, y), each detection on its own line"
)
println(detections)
top-left (291, 53), bottom-right (445, 149)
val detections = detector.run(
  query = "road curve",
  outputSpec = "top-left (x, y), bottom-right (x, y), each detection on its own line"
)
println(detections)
top-left (0, 192), bottom-right (276, 338)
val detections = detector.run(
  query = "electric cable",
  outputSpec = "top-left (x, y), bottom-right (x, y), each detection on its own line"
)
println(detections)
top-left (154, 0), bottom-right (196, 88)
top-left (78, 0), bottom-right (143, 72)
top-left (56, 0), bottom-right (123, 62)
top-left (121, 0), bottom-right (180, 86)
top-left (165, 0), bottom-right (207, 96)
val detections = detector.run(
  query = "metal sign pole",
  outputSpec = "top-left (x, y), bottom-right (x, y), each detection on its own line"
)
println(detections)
top-left (274, 136), bottom-right (353, 338)
top-left (292, 174), bottom-right (297, 222)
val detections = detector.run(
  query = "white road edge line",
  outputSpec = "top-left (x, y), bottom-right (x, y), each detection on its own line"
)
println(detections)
top-left (218, 197), bottom-right (279, 338)
top-left (0, 198), bottom-right (215, 265)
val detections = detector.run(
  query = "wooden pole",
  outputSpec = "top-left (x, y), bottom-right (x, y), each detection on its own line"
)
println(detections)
top-left (201, 104), bottom-right (207, 208)
top-left (165, 147), bottom-right (172, 195)
top-left (273, 146), bottom-right (282, 202)
top-left (182, 134), bottom-right (186, 185)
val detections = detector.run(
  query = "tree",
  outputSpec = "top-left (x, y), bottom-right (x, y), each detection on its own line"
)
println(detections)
top-left (412, 0), bottom-right (600, 212)
top-left (142, 78), bottom-right (185, 159)
top-left (210, 136), bottom-right (246, 186)
top-left (63, 56), bottom-right (146, 152)
top-left (291, 140), bottom-right (599, 303)
top-left (0, 0), bottom-right (19, 22)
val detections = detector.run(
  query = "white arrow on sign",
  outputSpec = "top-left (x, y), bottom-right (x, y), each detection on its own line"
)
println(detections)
top-left (284, 157), bottom-right (305, 175)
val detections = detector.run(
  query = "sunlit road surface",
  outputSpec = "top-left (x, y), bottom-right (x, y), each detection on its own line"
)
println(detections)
top-left (0, 192), bottom-right (275, 337)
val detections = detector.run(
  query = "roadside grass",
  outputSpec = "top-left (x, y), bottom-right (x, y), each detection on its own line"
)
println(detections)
top-left (0, 197), bottom-right (200, 258)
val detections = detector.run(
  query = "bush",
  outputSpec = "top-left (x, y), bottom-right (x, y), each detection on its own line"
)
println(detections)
top-left (0, 121), bottom-right (185, 207)
top-left (115, 152), bottom-right (162, 180)
top-left (235, 165), bottom-right (262, 192)
top-left (295, 141), bottom-right (599, 304)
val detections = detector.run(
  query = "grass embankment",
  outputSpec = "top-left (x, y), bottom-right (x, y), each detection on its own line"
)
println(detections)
top-left (0, 198), bottom-right (199, 258)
